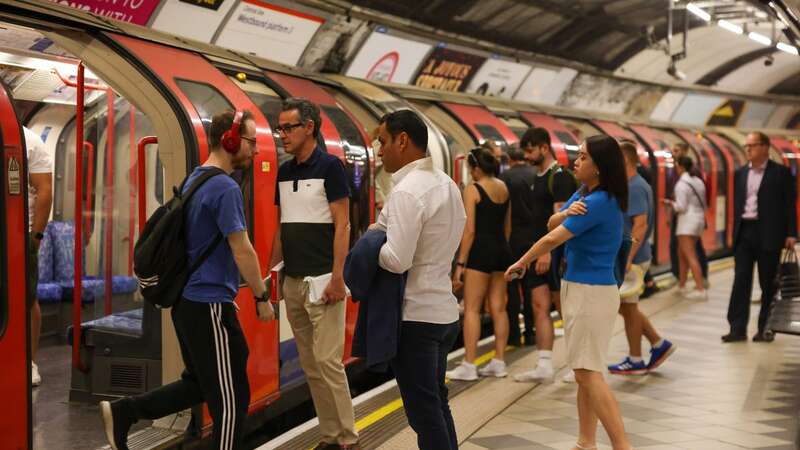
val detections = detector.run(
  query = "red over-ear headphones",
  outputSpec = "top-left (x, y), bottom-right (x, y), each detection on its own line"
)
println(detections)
top-left (221, 110), bottom-right (244, 154)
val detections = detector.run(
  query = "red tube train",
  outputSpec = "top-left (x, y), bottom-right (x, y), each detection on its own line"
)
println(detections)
top-left (0, 2), bottom-right (798, 449)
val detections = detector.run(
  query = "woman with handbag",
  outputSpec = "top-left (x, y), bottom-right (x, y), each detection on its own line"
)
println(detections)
top-left (663, 156), bottom-right (707, 300)
top-left (505, 135), bottom-right (632, 450)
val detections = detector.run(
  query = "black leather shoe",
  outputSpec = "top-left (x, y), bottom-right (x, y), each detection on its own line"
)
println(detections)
top-left (721, 333), bottom-right (747, 343)
top-left (753, 331), bottom-right (775, 343)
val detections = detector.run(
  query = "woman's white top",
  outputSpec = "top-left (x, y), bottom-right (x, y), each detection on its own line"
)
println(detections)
top-left (674, 172), bottom-right (706, 215)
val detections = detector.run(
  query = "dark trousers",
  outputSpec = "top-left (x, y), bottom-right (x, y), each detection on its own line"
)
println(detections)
top-left (727, 221), bottom-right (782, 335)
top-left (128, 300), bottom-right (250, 450)
top-left (391, 321), bottom-right (459, 450)
top-left (507, 240), bottom-right (534, 342)
top-left (670, 218), bottom-right (708, 279)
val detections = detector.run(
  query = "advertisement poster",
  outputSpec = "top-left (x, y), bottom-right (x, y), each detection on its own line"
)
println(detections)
top-left (345, 31), bottom-right (432, 85)
top-left (466, 58), bottom-right (531, 98)
top-left (215, 0), bottom-right (324, 66)
top-left (152, 0), bottom-right (237, 42)
top-left (48, 0), bottom-right (160, 25)
top-left (515, 66), bottom-right (577, 105)
top-left (413, 47), bottom-right (486, 92)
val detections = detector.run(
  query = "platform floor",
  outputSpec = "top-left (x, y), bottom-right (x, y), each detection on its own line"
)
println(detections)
top-left (452, 266), bottom-right (800, 450)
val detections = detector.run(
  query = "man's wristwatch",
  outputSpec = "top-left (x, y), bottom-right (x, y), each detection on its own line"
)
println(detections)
top-left (32, 231), bottom-right (44, 241)
top-left (255, 289), bottom-right (270, 303)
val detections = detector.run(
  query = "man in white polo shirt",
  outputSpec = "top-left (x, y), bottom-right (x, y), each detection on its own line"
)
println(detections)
top-left (373, 110), bottom-right (466, 450)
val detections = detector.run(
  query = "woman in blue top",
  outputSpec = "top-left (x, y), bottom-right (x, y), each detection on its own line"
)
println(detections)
top-left (505, 135), bottom-right (632, 450)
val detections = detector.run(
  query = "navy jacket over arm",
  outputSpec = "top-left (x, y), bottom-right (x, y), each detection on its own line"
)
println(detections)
top-left (344, 229), bottom-right (406, 370)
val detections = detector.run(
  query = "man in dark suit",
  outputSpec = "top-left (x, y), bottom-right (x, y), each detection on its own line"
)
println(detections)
top-left (724, 131), bottom-right (797, 343)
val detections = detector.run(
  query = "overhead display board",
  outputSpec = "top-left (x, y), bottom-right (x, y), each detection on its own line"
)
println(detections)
top-left (465, 58), bottom-right (531, 98)
top-left (215, 0), bottom-right (324, 66)
top-left (47, 0), bottom-right (160, 25)
top-left (151, 0), bottom-right (237, 43)
top-left (345, 30), bottom-right (432, 85)
top-left (413, 46), bottom-right (486, 92)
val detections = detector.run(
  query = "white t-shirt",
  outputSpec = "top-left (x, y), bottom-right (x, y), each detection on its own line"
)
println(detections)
top-left (24, 127), bottom-right (53, 231)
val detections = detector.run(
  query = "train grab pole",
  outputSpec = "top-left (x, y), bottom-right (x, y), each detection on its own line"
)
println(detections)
top-left (137, 137), bottom-right (158, 234)
top-left (72, 62), bottom-right (87, 373)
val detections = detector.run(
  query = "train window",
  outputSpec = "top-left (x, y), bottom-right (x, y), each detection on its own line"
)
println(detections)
top-left (228, 76), bottom-right (291, 167)
top-left (174, 79), bottom-right (233, 137)
top-left (320, 105), bottom-right (370, 240)
top-left (553, 130), bottom-right (580, 165)
top-left (500, 117), bottom-right (529, 139)
top-left (556, 117), bottom-right (603, 143)
top-left (323, 86), bottom-right (379, 136)
top-left (474, 124), bottom-right (508, 151)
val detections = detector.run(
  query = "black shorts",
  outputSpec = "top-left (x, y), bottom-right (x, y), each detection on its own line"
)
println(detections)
top-left (466, 236), bottom-right (512, 274)
top-left (28, 240), bottom-right (38, 306)
top-left (510, 239), bottom-right (559, 292)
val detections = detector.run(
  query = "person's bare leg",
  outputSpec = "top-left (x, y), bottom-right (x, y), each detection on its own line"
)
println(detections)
top-left (31, 300), bottom-right (41, 360)
top-left (575, 383), bottom-right (598, 449)
top-left (488, 272), bottom-right (509, 360)
top-left (681, 236), bottom-right (705, 292)
top-left (532, 285), bottom-right (554, 351)
top-left (463, 270), bottom-right (490, 363)
top-left (640, 311), bottom-right (661, 345)
top-left (678, 242), bottom-right (688, 288)
top-left (574, 369), bottom-right (631, 450)
top-left (619, 303), bottom-right (642, 357)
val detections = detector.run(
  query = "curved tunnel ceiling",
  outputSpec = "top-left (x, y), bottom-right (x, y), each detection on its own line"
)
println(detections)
top-left (342, 0), bottom-right (800, 96)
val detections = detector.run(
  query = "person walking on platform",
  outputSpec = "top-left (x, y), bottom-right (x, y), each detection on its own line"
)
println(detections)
top-left (513, 128), bottom-right (577, 384)
top-left (500, 148), bottom-right (537, 347)
top-left (668, 143), bottom-right (708, 284)
top-left (448, 147), bottom-right (512, 381)
top-left (24, 127), bottom-right (53, 388)
top-left (268, 98), bottom-right (359, 449)
top-left (664, 156), bottom-right (708, 300)
top-left (506, 135), bottom-right (632, 450)
top-left (373, 110), bottom-right (466, 450)
top-left (724, 131), bottom-right (797, 343)
top-left (608, 140), bottom-right (675, 376)
top-left (101, 110), bottom-right (274, 450)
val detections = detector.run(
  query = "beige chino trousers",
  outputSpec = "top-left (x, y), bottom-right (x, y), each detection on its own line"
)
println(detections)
top-left (283, 275), bottom-right (358, 445)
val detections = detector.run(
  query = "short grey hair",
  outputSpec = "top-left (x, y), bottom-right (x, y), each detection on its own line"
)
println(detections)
top-left (281, 97), bottom-right (321, 136)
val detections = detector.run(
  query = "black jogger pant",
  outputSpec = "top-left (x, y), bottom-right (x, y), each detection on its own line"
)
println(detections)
top-left (129, 300), bottom-right (250, 450)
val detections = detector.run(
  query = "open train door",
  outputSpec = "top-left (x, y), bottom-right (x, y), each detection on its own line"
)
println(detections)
top-left (0, 80), bottom-right (31, 449)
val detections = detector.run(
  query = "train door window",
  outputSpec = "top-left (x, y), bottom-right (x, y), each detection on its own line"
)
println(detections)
top-left (320, 105), bottom-right (371, 240)
top-left (555, 117), bottom-right (603, 143)
top-left (409, 101), bottom-right (473, 185)
top-left (227, 75), bottom-right (292, 167)
top-left (659, 130), bottom-right (710, 175)
top-left (474, 124), bottom-right (508, 151)
top-left (175, 79), bottom-right (254, 243)
top-left (500, 117), bottom-right (528, 140)
top-left (553, 131), bottom-right (580, 166)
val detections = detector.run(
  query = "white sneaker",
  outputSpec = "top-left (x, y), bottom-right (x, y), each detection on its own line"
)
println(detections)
top-left (514, 365), bottom-right (554, 383)
top-left (446, 362), bottom-right (478, 381)
top-left (676, 286), bottom-right (690, 296)
top-left (478, 359), bottom-right (507, 378)
top-left (686, 290), bottom-right (707, 301)
top-left (31, 362), bottom-right (41, 387)
top-left (561, 370), bottom-right (576, 383)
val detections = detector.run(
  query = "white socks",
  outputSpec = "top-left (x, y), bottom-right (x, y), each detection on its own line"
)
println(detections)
top-left (629, 356), bottom-right (643, 363)
top-left (538, 350), bottom-right (553, 369)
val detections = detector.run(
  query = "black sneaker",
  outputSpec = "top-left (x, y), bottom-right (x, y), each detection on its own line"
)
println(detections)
top-left (100, 399), bottom-right (135, 450)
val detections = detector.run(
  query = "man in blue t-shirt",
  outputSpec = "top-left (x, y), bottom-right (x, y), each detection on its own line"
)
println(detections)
top-left (608, 141), bottom-right (675, 376)
top-left (101, 110), bottom-right (274, 450)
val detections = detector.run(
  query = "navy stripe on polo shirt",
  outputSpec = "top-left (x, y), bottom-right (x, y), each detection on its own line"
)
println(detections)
top-left (276, 146), bottom-right (350, 277)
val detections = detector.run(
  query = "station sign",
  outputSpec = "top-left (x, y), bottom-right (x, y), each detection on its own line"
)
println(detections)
top-left (151, 0), bottom-right (237, 43)
top-left (465, 58), bottom-right (531, 98)
top-left (215, 0), bottom-right (324, 66)
top-left (47, 0), bottom-right (160, 25)
top-left (345, 30), bottom-right (432, 85)
top-left (413, 47), bottom-right (486, 93)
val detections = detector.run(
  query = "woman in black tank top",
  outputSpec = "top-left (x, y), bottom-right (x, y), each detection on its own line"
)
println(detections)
top-left (448, 148), bottom-right (512, 381)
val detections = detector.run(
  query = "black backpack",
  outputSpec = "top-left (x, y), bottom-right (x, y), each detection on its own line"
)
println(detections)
top-left (134, 167), bottom-right (226, 308)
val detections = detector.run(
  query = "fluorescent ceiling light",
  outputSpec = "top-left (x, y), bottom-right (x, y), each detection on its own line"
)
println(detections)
top-left (777, 42), bottom-right (799, 55)
top-left (687, 3), bottom-right (711, 22)
top-left (717, 20), bottom-right (743, 34)
top-left (748, 32), bottom-right (772, 46)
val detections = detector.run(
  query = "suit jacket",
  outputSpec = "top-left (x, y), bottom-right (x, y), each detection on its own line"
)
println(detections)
top-left (344, 229), bottom-right (406, 371)
top-left (733, 160), bottom-right (797, 251)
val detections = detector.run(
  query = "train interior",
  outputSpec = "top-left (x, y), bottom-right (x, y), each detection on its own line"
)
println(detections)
top-left (1, 8), bottom-right (800, 449)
